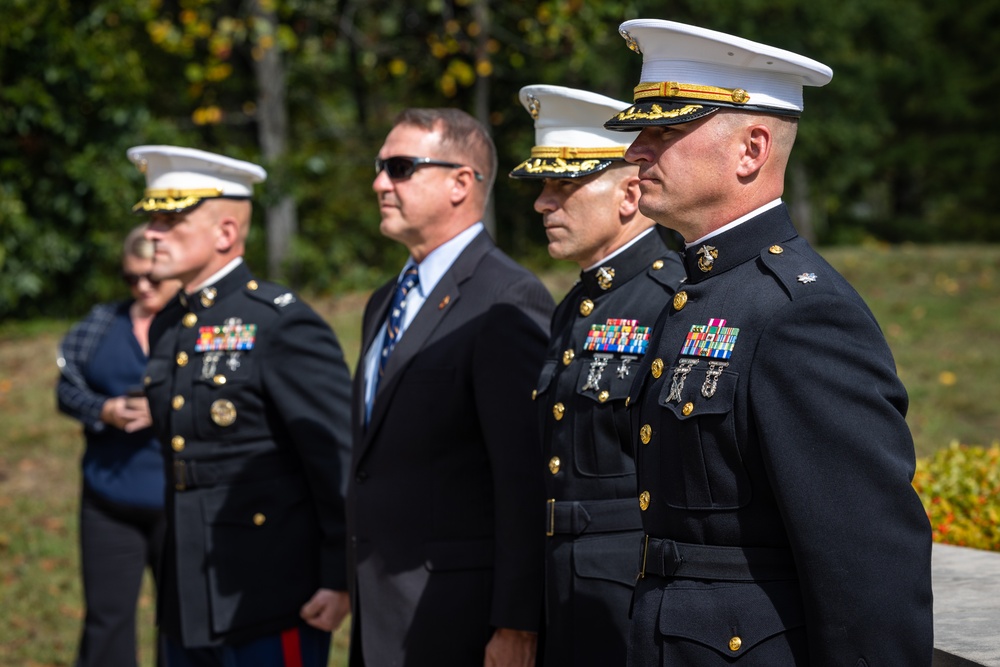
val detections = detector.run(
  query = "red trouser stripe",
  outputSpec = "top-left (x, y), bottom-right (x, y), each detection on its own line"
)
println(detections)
top-left (281, 627), bottom-right (303, 667)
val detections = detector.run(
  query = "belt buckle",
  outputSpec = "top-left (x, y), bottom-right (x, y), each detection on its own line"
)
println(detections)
top-left (546, 499), bottom-right (556, 537)
top-left (174, 460), bottom-right (187, 491)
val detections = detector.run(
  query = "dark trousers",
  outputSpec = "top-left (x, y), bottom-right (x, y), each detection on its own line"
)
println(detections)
top-left (164, 624), bottom-right (332, 667)
top-left (76, 487), bottom-right (166, 667)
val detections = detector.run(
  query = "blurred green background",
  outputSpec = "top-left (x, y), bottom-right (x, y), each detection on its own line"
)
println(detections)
top-left (3, 0), bottom-right (999, 321)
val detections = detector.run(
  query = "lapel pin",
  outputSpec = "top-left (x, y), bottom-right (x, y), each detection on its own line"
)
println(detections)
top-left (439, 295), bottom-right (451, 309)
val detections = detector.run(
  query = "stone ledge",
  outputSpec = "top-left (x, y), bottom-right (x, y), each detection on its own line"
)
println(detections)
top-left (932, 543), bottom-right (1000, 666)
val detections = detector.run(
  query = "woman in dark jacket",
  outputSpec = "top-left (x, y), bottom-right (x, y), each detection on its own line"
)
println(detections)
top-left (57, 224), bottom-right (181, 667)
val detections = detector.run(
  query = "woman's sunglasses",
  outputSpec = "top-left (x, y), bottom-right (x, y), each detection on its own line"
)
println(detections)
top-left (122, 272), bottom-right (162, 287)
top-left (375, 156), bottom-right (483, 181)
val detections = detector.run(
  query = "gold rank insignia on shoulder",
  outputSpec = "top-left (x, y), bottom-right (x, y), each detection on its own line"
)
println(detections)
top-left (596, 266), bottom-right (615, 290)
top-left (697, 245), bottom-right (718, 272)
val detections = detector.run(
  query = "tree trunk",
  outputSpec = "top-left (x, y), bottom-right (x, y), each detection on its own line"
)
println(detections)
top-left (249, 0), bottom-right (296, 281)
top-left (789, 161), bottom-right (816, 244)
top-left (472, 0), bottom-right (495, 238)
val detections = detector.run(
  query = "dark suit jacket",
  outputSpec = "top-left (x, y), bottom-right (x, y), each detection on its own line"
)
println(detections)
top-left (347, 230), bottom-right (554, 666)
top-left (145, 262), bottom-right (352, 647)
top-left (626, 205), bottom-right (933, 666)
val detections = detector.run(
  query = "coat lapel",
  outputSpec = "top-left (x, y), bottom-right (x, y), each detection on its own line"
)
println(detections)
top-left (362, 230), bottom-right (493, 446)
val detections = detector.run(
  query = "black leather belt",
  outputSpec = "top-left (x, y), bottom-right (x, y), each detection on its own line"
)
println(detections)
top-left (172, 454), bottom-right (293, 491)
top-left (546, 498), bottom-right (643, 537)
top-left (639, 535), bottom-right (797, 582)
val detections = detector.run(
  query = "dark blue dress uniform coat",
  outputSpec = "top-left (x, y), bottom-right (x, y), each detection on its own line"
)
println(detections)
top-left (145, 262), bottom-right (352, 647)
top-left (625, 205), bottom-right (933, 666)
top-left (347, 230), bottom-right (555, 666)
top-left (534, 231), bottom-right (684, 667)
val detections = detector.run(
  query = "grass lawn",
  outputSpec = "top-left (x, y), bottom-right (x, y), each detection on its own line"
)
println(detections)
top-left (0, 244), bottom-right (997, 665)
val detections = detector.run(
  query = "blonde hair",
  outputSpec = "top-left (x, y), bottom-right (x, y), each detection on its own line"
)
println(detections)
top-left (123, 223), bottom-right (153, 260)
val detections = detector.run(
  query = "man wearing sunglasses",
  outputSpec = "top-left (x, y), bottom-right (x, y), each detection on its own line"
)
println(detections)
top-left (129, 145), bottom-right (354, 667)
top-left (348, 108), bottom-right (555, 666)
top-left (509, 85), bottom-right (685, 667)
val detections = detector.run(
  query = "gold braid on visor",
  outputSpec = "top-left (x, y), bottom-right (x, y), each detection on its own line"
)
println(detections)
top-left (633, 81), bottom-right (750, 105)
top-left (131, 188), bottom-right (225, 213)
top-left (529, 146), bottom-right (627, 159)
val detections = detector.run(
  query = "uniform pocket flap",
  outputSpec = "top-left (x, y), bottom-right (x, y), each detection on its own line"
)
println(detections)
top-left (424, 539), bottom-right (495, 571)
top-left (659, 365), bottom-right (738, 419)
top-left (202, 475), bottom-right (307, 527)
top-left (573, 534), bottom-right (639, 587)
top-left (658, 580), bottom-right (805, 657)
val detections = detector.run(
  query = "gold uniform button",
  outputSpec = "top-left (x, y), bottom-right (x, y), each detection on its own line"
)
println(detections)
top-left (598, 390), bottom-right (610, 403)
top-left (171, 435), bottom-right (185, 452)
top-left (562, 349), bottom-right (575, 366)
top-left (144, 376), bottom-right (152, 386)
top-left (639, 491), bottom-right (650, 511)
top-left (213, 374), bottom-right (227, 386)
top-left (247, 280), bottom-right (259, 290)
top-left (548, 456), bottom-right (561, 474)
top-left (579, 299), bottom-right (594, 316)
top-left (182, 312), bottom-right (198, 328)
top-left (252, 513), bottom-right (266, 526)
top-left (531, 389), bottom-right (538, 401)
top-left (552, 402), bottom-right (566, 421)
top-left (176, 351), bottom-right (189, 367)
top-left (769, 245), bottom-right (784, 255)
top-left (172, 395), bottom-right (185, 410)
top-left (652, 259), bottom-right (664, 270)
top-left (625, 396), bottom-right (631, 407)
top-left (673, 291), bottom-right (688, 311)
top-left (640, 424), bottom-right (652, 445)
top-left (729, 636), bottom-right (742, 652)
top-left (650, 358), bottom-right (664, 379)
top-left (682, 402), bottom-right (694, 416)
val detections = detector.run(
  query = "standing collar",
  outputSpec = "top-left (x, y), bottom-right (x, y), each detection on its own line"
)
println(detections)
top-left (682, 203), bottom-right (798, 284)
top-left (686, 199), bottom-right (784, 249)
top-left (579, 228), bottom-right (669, 297)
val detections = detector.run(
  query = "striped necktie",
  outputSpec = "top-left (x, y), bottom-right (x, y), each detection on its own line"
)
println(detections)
top-left (378, 266), bottom-right (419, 381)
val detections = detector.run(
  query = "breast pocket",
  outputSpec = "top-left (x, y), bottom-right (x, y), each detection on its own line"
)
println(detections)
top-left (191, 353), bottom-right (257, 440)
top-left (655, 362), bottom-right (749, 510)
top-left (573, 355), bottom-right (637, 477)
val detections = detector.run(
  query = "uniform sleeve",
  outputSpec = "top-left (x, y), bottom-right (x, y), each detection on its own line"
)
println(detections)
top-left (751, 293), bottom-right (933, 665)
top-left (263, 305), bottom-right (353, 591)
top-left (473, 276), bottom-right (554, 631)
top-left (56, 304), bottom-right (115, 432)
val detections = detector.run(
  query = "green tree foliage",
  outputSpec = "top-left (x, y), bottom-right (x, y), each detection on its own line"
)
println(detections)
top-left (1, 0), bottom-right (997, 320)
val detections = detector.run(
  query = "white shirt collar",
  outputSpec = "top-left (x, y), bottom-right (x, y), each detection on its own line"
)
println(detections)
top-left (583, 227), bottom-right (656, 272)
top-left (686, 199), bottom-right (783, 248)
top-left (189, 257), bottom-right (244, 293)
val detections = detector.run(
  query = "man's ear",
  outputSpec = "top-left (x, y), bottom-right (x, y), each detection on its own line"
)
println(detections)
top-left (620, 174), bottom-right (642, 220)
top-left (449, 166), bottom-right (479, 205)
top-left (215, 215), bottom-right (241, 253)
top-left (736, 124), bottom-right (772, 179)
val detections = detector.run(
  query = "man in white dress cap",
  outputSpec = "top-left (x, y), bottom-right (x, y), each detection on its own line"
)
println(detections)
top-left (510, 84), bottom-right (685, 667)
top-left (130, 145), bottom-right (353, 667)
top-left (605, 20), bottom-right (933, 666)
